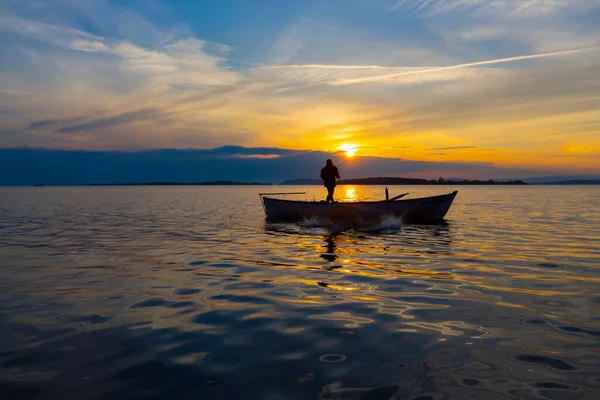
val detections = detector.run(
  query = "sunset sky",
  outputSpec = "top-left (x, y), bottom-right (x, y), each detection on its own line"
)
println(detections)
top-left (1, 0), bottom-right (600, 179)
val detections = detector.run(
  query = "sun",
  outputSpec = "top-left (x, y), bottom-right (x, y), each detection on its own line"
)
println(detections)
top-left (338, 143), bottom-right (358, 157)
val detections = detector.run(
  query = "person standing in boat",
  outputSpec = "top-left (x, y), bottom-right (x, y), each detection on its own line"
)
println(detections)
top-left (320, 159), bottom-right (340, 203)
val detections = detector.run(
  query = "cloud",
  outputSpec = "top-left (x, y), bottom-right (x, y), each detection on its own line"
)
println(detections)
top-left (27, 116), bottom-right (87, 129)
top-left (389, 0), bottom-right (600, 17)
top-left (549, 153), bottom-right (600, 158)
top-left (0, 10), bottom-right (112, 57)
top-left (329, 46), bottom-right (600, 85)
top-left (197, 145), bottom-right (299, 156)
top-left (0, 7), bottom-right (247, 146)
top-left (57, 109), bottom-right (160, 133)
top-left (0, 10), bottom-right (238, 89)
top-left (69, 39), bottom-right (108, 52)
top-left (253, 64), bottom-right (498, 88)
top-left (252, 45), bottom-right (600, 90)
top-left (109, 39), bottom-right (238, 86)
top-left (232, 154), bottom-right (282, 159)
top-left (427, 146), bottom-right (476, 150)
top-left (28, 120), bottom-right (60, 129)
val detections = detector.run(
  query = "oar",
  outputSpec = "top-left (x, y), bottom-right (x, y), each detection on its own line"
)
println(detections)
top-left (389, 193), bottom-right (409, 201)
top-left (258, 192), bottom-right (306, 196)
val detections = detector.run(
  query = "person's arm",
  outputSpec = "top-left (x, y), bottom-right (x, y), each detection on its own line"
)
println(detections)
top-left (335, 167), bottom-right (340, 179)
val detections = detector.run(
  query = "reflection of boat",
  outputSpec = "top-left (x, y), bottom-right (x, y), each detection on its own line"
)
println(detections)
top-left (261, 191), bottom-right (458, 222)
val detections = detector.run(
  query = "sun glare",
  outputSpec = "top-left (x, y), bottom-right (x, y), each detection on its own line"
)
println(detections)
top-left (338, 143), bottom-right (358, 157)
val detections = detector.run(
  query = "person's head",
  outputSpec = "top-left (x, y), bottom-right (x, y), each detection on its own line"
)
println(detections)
top-left (326, 159), bottom-right (333, 166)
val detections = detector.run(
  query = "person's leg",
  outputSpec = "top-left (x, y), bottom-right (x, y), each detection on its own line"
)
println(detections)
top-left (326, 186), bottom-right (334, 203)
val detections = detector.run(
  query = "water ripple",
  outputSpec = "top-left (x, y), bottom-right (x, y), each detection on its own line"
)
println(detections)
top-left (0, 185), bottom-right (599, 399)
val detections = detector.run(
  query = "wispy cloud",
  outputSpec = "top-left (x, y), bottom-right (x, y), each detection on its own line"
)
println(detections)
top-left (549, 153), bottom-right (600, 158)
top-left (427, 146), bottom-right (476, 150)
top-left (252, 45), bottom-right (600, 90)
top-left (27, 117), bottom-right (87, 129)
top-left (253, 64), bottom-right (496, 88)
top-left (0, 12), bottom-right (102, 47)
top-left (389, 0), bottom-right (600, 17)
top-left (231, 154), bottom-right (282, 159)
top-left (0, 11), bottom-right (238, 90)
top-left (57, 109), bottom-right (159, 133)
top-left (330, 46), bottom-right (600, 85)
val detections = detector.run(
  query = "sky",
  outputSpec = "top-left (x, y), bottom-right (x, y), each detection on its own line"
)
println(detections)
top-left (1, 0), bottom-right (600, 181)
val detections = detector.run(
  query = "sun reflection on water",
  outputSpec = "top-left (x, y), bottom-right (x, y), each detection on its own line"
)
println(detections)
top-left (342, 186), bottom-right (359, 202)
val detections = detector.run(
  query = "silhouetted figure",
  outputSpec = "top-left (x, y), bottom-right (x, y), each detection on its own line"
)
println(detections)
top-left (320, 159), bottom-right (340, 203)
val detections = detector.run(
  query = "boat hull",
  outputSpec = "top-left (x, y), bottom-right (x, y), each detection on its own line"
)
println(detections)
top-left (262, 191), bottom-right (458, 222)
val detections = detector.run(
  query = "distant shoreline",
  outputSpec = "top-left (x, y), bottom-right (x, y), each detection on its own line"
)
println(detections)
top-left (87, 181), bottom-right (273, 186)
top-left (282, 177), bottom-right (600, 185)
top-left (2, 178), bottom-right (599, 187)
top-left (280, 177), bottom-right (529, 185)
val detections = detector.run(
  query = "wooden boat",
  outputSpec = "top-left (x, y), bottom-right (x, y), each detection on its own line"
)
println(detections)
top-left (261, 191), bottom-right (458, 222)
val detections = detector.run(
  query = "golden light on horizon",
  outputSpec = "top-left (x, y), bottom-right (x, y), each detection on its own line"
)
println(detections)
top-left (338, 143), bottom-right (358, 157)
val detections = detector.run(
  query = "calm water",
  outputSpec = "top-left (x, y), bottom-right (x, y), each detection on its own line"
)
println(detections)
top-left (0, 185), bottom-right (599, 400)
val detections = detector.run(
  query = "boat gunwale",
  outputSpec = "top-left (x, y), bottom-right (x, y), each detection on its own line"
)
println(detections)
top-left (262, 191), bottom-right (458, 205)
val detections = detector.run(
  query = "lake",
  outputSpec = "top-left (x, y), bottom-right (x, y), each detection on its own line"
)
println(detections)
top-left (0, 185), bottom-right (599, 399)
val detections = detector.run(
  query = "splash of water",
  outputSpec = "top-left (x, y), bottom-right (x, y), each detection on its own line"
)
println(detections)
top-left (299, 216), bottom-right (329, 227)
top-left (297, 213), bottom-right (404, 233)
top-left (357, 214), bottom-right (404, 233)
